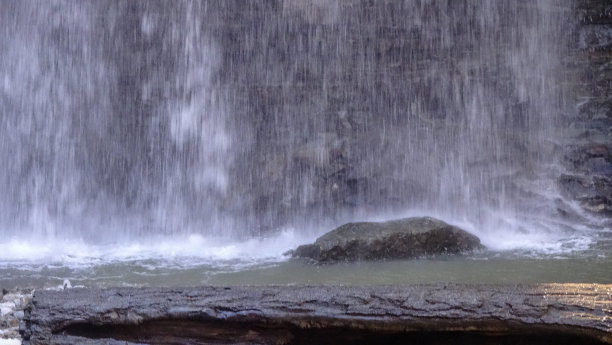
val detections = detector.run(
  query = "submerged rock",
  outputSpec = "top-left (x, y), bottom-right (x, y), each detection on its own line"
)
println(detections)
top-left (292, 217), bottom-right (484, 263)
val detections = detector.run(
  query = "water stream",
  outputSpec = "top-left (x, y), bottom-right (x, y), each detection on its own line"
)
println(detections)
top-left (0, 0), bottom-right (610, 288)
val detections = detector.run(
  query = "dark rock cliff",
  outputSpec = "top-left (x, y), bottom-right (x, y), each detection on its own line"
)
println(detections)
top-left (558, 0), bottom-right (612, 220)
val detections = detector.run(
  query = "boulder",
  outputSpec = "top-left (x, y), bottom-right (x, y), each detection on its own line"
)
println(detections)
top-left (292, 217), bottom-right (484, 263)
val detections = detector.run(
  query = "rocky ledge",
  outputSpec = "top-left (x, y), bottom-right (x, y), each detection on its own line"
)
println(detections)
top-left (1, 289), bottom-right (32, 343)
top-left (21, 284), bottom-right (612, 345)
top-left (291, 217), bottom-right (484, 263)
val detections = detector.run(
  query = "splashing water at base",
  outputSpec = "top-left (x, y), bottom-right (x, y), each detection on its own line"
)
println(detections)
top-left (0, 233), bottom-right (610, 290)
top-left (0, 216), bottom-right (608, 290)
top-left (0, 0), bottom-right (609, 287)
top-left (0, 230), bottom-right (309, 269)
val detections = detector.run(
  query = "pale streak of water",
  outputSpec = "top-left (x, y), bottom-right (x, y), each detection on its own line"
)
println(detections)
top-left (0, 0), bottom-right (610, 287)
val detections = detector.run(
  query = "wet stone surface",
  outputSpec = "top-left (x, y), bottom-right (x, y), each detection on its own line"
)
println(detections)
top-left (559, 0), bottom-right (612, 219)
top-left (0, 289), bottom-right (32, 343)
top-left (291, 217), bottom-right (484, 263)
top-left (21, 284), bottom-right (612, 345)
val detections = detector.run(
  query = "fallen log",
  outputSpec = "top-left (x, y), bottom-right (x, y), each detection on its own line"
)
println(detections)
top-left (22, 284), bottom-right (612, 345)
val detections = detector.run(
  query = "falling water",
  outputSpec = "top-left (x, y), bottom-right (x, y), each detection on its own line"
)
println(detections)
top-left (0, 1), bottom-right (235, 240)
top-left (0, 0), bottom-right (596, 263)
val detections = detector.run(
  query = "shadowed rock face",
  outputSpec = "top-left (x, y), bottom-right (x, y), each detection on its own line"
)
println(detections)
top-left (292, 217), bottom-right (484, 263)
top-left (557, 0), bottom-right (612, 220)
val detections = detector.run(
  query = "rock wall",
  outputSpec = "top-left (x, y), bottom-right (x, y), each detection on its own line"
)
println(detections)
top-left (559, 0), bottom-right (612, 220)
top-left (215, 0), bottom-right (577, 232)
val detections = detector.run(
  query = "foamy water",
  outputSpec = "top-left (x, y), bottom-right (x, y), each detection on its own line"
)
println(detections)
top-left (0, 220), bottom-right (609, 291)
top-left (0, 228), bottom-right (315, 269)
top-left (0, 214), bottom-right (599, 273)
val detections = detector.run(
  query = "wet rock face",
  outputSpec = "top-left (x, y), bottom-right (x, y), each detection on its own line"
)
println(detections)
top-left (21, 285), bottom-right (612, 345)
top-left (292, 217), bottom-right (484, 263)
top-left (559, 0), bottom-right (612, 219)
top-left (560, 144), bottom-right (612, 216)
top-left (219, 0), bottom-right (577, 231)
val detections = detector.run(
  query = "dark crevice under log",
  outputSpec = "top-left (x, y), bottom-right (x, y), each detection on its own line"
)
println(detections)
top-left (22, 284), bottom-right (612, 345)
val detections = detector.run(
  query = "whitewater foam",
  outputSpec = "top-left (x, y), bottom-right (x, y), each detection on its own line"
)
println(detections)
top-left (0, 228), bottom-right (316, 270)
top-left (0, 213), bottom-right (597, 274)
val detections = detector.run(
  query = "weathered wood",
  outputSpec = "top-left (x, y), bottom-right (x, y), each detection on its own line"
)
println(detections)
top-left (22, 284), bottom-right (612, 345)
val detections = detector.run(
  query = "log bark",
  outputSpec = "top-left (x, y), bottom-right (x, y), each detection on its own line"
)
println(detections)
top-left (21, 284), bottom-right (612, 345)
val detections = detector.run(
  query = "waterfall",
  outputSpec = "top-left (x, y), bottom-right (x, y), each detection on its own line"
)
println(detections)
top-left (0, 1), bottom-right (234, 241)
top-left (0, 1), bottom-right (582, 250)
